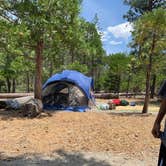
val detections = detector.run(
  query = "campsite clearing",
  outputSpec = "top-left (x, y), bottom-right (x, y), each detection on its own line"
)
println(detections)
top-left (0, 100), bottom-right (161, 165)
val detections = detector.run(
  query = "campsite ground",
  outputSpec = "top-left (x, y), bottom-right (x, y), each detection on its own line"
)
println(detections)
top-left (0, 98), bottom-right (162, 165)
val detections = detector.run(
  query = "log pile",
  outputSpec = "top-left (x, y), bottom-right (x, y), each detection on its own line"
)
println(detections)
top-left (94, 93), bottom-right (119, 99)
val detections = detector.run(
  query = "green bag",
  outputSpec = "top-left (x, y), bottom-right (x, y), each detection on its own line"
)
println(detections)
top-left (120, 100), bottom-right (129, 106)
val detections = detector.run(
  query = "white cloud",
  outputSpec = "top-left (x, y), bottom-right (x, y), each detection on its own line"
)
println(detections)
top-left (107, 22), bottom-right (133, 39)
top-left (109, 40), bottom-right (122, 45)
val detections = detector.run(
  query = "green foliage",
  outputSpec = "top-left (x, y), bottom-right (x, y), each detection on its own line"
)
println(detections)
top-left (0, 0), bottom-right (105, 92)
top-left (62, 61), bottom-right (88, 74)
top-left (124, 0), bottom-right (165, 21)
top-left (128, 7), bottom-right (166, 112)
top-left (128, 8), bottom-right (166, 83)
top-left (124, 0), bottom-right (166, 102)
top-left (131, 8), bottom-right (166, 61)
top-left (0, 0), bottom-right (164, 95)
top-left (102, 53), bottom-right (131, 92)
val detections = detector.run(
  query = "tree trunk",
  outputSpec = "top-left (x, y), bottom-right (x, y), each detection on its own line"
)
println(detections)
top-left (142, 64), bottom-right (151, 113)
top-left (6, 77), bottom-right (11, 93)
top-left (150, 74), bottom-right (156, 99)
top-left (117, 75), bottom-right (121, 94)
top-left (12, 78), bottom-right (16, 93)
top-left (148, 0), bottom-right (153, 11)
top-left (26, 72), bottom-right (30, 93)
top-left (142, 31), bottom-right (156, 113)
top-left (34, 40), bottom-right (43, 100)
top-left (49, 60), bottom-right (53, 77)
top-left (83, 54), bottom-right (86, 64)
top-left (126, 75), bottom-right (131, 98)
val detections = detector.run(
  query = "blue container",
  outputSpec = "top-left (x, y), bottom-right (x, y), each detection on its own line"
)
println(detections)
top-left (130, 102), bottom-right (136, 106)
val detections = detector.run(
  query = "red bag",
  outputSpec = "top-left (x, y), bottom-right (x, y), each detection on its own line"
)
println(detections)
top-left (112, 99), bottom-right (120, 106)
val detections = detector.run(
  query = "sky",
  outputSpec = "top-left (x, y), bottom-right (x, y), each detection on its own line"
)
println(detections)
top-left (80, 0), bottom-right (133, 55)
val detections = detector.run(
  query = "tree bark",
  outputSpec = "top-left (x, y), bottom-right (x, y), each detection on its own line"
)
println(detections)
top-left (117, 75), bottom-right (121, 94)
top-left (26, 72), bottom-right (30, 93)
top-left (148, 0), bottom-right (153, 11)
top-left (6, 77), bottom-right (11, 93)
top-left (12, 78), bottom-right (16, 93)
top-left (126, 75), bottom-right (131, 98)
top-left (83, 54), bottom-right (86, 64)
top-left (49, 60), bottom-right (53, 77)
top-left (150, 74), bottom-right (156, 99)
top-left (34, 40), bottom-right (43, 100)
top-left (142, 64), bottom-right (151, 113)
top-left (142, 31), bottom-right (156, 113)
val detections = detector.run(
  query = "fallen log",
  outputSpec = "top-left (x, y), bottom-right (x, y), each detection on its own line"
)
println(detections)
top-left (0, 93), bottom-right (34, 99)
top-left (0, 96), bottom-right (42, 118)
top-left (119, 92), bottom-right (146, 96)
top-left (94, 93), bottom-right (119, 99)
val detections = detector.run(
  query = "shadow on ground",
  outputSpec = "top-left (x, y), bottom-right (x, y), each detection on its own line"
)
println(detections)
top-left (108, 112), bottom-right (153, 117)
top-left (0, 109), bottom-right (52, 121)
top-left (133, 99), bottom-right (160, 106)
top-left (0, 150), bottom-right (111, 166)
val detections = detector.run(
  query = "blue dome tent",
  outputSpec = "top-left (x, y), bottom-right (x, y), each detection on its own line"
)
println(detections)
top-left (42, 70), bottom-right (95, 112)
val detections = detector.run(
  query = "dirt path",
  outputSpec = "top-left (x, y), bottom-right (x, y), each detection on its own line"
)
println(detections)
top-left (0, 110), bottom-right (161, 165)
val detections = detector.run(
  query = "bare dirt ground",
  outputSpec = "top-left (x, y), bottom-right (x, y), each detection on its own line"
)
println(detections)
top-left (0, 98), bottom-right (162, 166)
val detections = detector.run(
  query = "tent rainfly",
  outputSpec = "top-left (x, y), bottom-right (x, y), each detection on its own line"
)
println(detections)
top-left (42, 70), bottom-right (95, 112)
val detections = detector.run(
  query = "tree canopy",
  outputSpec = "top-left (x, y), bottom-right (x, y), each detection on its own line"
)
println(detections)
top-left (0, 0), bottom-right (105, 97)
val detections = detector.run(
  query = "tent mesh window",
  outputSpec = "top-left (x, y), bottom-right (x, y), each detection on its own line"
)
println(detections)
top-left (42, 82), bottom-right (88, 107)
